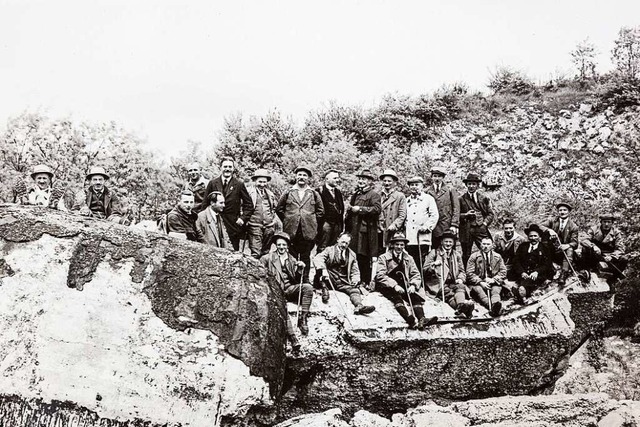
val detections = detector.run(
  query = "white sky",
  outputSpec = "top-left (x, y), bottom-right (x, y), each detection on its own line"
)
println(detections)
top-left (1, 0), bottom-right (638, 157)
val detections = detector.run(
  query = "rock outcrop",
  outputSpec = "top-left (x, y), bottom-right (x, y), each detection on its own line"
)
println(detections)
top-left (0, 204), bottom-right (287, 426)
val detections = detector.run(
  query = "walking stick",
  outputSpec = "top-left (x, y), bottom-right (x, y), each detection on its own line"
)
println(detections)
top-left (561, 247), bottom-right (595, 287)
top-left (439, 261), bottom-right (447, 316)
top-left (395, 271), bottom-right (415, 318)
top-left (416, 231), bottom-right (425, 291)
top-left (605, 259), bottom-right (627, 279)
top-left (324, 275), bottom-right (354, 328)
top-left (296, 255), bottom-right (304, 323)
top-left (486, 287), bottom-right (492, 312)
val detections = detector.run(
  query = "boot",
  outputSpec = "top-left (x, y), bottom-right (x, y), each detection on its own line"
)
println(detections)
top-left (416, 315), bottom-right (438, 330)
top-left (354, 304), bottom-right (375, 315)
top-left (321, 286), bottom-right (330, 304)
top-left (511, 286), bottom-right (526, 305)
top-left (458, 301), bottom-right (475, 319)
top-left (289, 335), bottom-right (301, 356)
top-left (396, 305), bottom-right (415, 328)
top-left (490, 300), bottom-right (502, 317)
top-left (297, 313), bottom-right (309, 336)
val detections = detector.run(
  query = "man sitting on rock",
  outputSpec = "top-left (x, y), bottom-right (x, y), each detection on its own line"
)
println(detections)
top-left (165, 190), bottom-right (201, 241)
top-left (261, 232), bottom-right (313, 337)
top-left (15, 164), bottom-right (66, 210)
top-left (539, 202), bottom-right (579, 285)
top-left (375, 232), bottom-right (438, 329)
top-left (512, 224), bottom-right (554, 304)
top-left (74, 166), bottom-right (127, 224)
top-left (466, 237), bottom-right (507, 317)
top-left (580, 213), bottom-right (628, 279)
top-left (494, 218), bottom-right (525, 281)
top-left (424, 230), bottom-right (474, 319)
top-left (313, 233), bottom-right (375, 315)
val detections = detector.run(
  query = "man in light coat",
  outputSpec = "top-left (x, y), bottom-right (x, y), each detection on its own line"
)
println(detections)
top-left (539, 202), bottom-right (579, 285)
top-left (15, 164), bottom-right (66, 210)
top-left (378, 169), bottom-right (407, 252)
top-left (466, 237), bottom-right (507, 317)
top-left (580, 213), bottom-right (627, 278)
top-left (459, 172), bottom-right (494, 267)
top-left (405, 176), bottom-right (439, 272)
top-left (426, 166), bottom-right (460, 249)
top-left (195, 191), bottom-right (229, 248)
top-left (246, 168), bottom-right (280, 258)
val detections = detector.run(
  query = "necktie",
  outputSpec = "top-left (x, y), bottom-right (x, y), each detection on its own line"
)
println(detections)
top-left (216, 214), bottom-right (225, 247)
top-left (482, 253), bottom-right (488, 279)
top-left (560, 220), bottom-right (565, 232)
top-left (223, 179), bottom-right (228, 191)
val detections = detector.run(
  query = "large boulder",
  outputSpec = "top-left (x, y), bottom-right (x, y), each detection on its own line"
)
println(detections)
top-left (0, 204), bottom-right (288, 426)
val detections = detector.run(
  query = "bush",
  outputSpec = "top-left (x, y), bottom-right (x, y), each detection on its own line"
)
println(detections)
top-left (598, 76), bottom-right (640, 112)
top-left (488, 67), bottom-right (536, 96)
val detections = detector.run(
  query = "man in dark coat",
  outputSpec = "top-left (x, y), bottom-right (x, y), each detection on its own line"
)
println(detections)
top-left (166, 190), bottom-right (201, 242)
top-left (276, 166), bottom-right (325, 282)
top-left (345, 169), bottom-right (381, 286)
top-left (494, 218), bottom-right (526, 281)
top-left (204, 157), bottom-right (255, 251)
top-left (75, 166), bottom-right (127, 224)
top-left (512, 224), bottom-right (554, 304)
top-left (459, 172), bottom-right (494, 267)
top-left (426, 166), bottom-right (460, 250)
top-left (580, 213), bottom-right (628, 278)
top-left (378, 169), bottom-right (406, 251)
top-left (184, 162), bottom-right (209, 213)
top-left (316, 169), bottom-right (344, 253)
top-left (539, 202), bottom-right (580, 285)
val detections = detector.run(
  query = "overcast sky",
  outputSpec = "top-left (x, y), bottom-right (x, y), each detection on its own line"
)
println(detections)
top-left (1, 0), bottom-right (638, 157)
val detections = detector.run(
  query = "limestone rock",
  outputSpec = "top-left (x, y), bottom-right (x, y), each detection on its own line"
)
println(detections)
top-left (350, 410), bottom-right (393, 427)
top-left (275, 408), bottom-right (349, 427)
top-left (401, 402), bottom-right (470, 426)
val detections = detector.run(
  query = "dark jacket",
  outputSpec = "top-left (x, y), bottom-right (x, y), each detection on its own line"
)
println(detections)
top-left (74, 186), bottom-right (124, 220)
top-left (345, 187), bottom-right (381, 257)
top-left (313, 244), bottom-right (360, 285)
top-left (459, 191), bottom-right (494, 243)
top-left (260, 252), bottom-right (303, 293)
top-left (204, 176), bottom-right (255, 238)
top-left (513, 242), bottom-right (554, 280)
top-left (166, 205), bottom-right (200, 242)
top-left (185, 176), bottom-right (209, 213)
top-left (540, 217), bottom-right (579, 249)
top-left (316, 185), bottom-right (344, 228)
top-left (580, 225), bottom-right (626, 258)
top-left (426, 183), bottom-right (460, 238)
top-left (276, 186), bottom-right (325, 241)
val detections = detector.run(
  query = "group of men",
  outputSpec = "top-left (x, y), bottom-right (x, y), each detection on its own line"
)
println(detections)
top-left (14, 160), bottom-right (630, 347)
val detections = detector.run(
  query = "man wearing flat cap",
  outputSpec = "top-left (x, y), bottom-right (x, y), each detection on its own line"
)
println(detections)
top-left (15, 164), bottom-right (66, 210)
top-left (459, 172), bottom-right (494, 266)
top-left (315, 169), bottom-right (345, 253)
top-left (184, 162), bottom-right (209, 213)
top-left (246, 168), bottom-right (280, 258)
top-left (580, 213), bottom-right (628, 279)
top-left (405, 176), bottom-right (439, 271)
top-left (426, 166), bottom-right (460, 250)
top-left (345, 169), bottom-right (381, 287)
top-left (276, 165), bottom-right (324, 282)
top-left (539, 201), bottom-right (579, 285)
top-left (74, 166), bottom-right (126, 223)
top-left (378, 169), bottom-right (406, 251)
top-left (512, 224), bottom-right (554, 304)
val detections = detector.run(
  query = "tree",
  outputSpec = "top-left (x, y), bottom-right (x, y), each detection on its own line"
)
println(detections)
top-left (571, 38), bottom-right (598, 83)
top-left (612, 26), bottom-right (640, 80)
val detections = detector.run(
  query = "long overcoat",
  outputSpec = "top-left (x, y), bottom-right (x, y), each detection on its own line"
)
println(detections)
top-left (204, 176), bottom-right (255, 238)
top-left (425, 184), bottom-right (460, 239)
top-left (459, 191), bottom-right (494, 243)
top-left (405, 192), bottom-right (439, 246)
top-left (379, 189), bottom-right (407, 247)
top-left (345, 187), bottom-right (381, 257)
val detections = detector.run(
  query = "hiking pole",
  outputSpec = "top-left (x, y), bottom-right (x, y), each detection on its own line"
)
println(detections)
top-left (296, 255), bottom-right (304, 324)
top-left (324, 275), bottom-right (354, 328)
top-left (486, 287), bottom-right (492, 313)
top-left (605, 259), bottom-right (627, 279)
top-left (395, 271), bottom-right (415, 318)
top-left (416, 231), bottom-right (426, 292)
top-left (561, 247), bottom-right (594, 287)
top-left (439, 261), bottom-right (446, 317)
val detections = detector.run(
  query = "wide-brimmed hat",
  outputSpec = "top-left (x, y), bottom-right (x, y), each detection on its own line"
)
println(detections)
top-left (30, 164), bottom-right (54, 180)
top-left (294, 166), bottom-right (313, 177)
top-left (430, 166), bottom-right (447, 177)
top-left (86, 166), bottom-right (110, 181)
top-left (379, 169), bottom-right (399, 181)
top-left (441, 230), bottom-right (457, 241)
top-left (463, 173), bottom-right (482, 183)
top-left (251, 168), bottom-right (272, 182)
top-left (407, 176), bottom-right (424, 184)
top-left (356, 169), bottom-right (375, 180)
top-left (388, 232), bottom-right (409, 244)
top-left (270, 231), bottom-right (291, 246)
top-left (524, 224), bottom-right (544, 236)
top-left (555, 201), bottom-right (573, 211)
top-left (599, 213), bottom-right (617, 221)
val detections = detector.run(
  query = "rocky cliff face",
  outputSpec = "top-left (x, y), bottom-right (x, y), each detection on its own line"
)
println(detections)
top-left (0, 204), bottom-right (287, 426)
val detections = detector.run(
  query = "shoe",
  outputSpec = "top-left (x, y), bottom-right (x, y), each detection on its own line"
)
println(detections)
top-left (406, 315), bottom-right (417, 328)
top-left (490, 301), bottom-right (502, 317)
top-left (416, 316), bottom-right (438, 330)
top-left (291, 342), bottom-right (301, 356)
top-left (354, 304), bottom-right (375, 315)
top-left (321, 286), bottom-right (330, 304)
top-left (511, 286), bottom-right (526, 305)
top-left (459, 301), bottom-right (475, 319)
top-left (297, 313), bottom-right (309, 336)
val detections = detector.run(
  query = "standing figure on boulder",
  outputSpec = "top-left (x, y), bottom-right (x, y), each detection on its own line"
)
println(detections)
top-left (580, 213), bottom-right (628, 279)
top-left (74, 166), bottom-right (127, 224)
top-left (345, 169), bottom-right (381, 287)
top-left (315, 169), bottom-right (345, 253)
top-left (459, 173), bottom-right (494, 267)
top-left (166, 190), bottom-right (201, 241)
top-left (405, 176), bottom-right (439, 270)
top-left (246, 169), bottom-right (279, 258)
top-left (378, 169), bottom-right (406, 252)
top-left (466, 237), bottom-right (507, 317)
top-left (494, 218), bottom-right (526, 281)
top-left (204, 157), bottom-right (254, 251)
top-left (15, 164), bottom-right (66, 210)
top-left (426, 166), bottom-right (459, 250)
top-left (260, 232), bottom-right (313, 339)
top-left (195, 191), bottom-right (229, 247)
top-left (375, 232), bottom-right (438, 329)
top-left (314, 233), bottom-right (375, 315)
top-left (423, 230), bottom-right (475, 318)
top-left (539, 202), bottom-right (579, 285)
top-left (276, 166), bottom-right (324, 282)
top-left (512, 224), bottom-right (554, 304)
top-left (184, 162), bottom-right (209, 213)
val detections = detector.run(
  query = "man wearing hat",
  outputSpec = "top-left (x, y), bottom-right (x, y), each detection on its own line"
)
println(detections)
top-left (580, 213), bottom-right (627, 278)
top-left (276, 165), bottom-right (324, 282)
top-left (375, 232), bottom-right (438, 329)
top-left (423, 230), bottom-right (475, 318)
top-left (184, 162), bottom-right (209, 213)
top-left (315, 169), bottom-right (345, 253)
top-left (378, 169), bottom-right (406, 251)
top-left (204, 157), bottom-right (255, 251)
top-left (459, 172), bottom-right (494, 266)
top-left (246, 168), bottom-right (280, 258)
top-left (345, 169), bottom-right (381, 287)
top-left (405, 176), bottom-right (439, 271)
top-left (260, 232), bottom-right (313, 339)
top-left (195, 191), bottom-right (229, 247)
top-left (426, 166), bottom-right (460, 250)
top-left (75, 166), bottom-right (126, 222)
top-left (539, 202), bottom-right (579, 285)
top-left (15, 164), bottom-right (66, 210)
top-left (512, 224), bottom-right (554, 304)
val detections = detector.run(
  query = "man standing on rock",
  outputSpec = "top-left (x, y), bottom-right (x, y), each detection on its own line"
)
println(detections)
top-left (466, 237), bottom-right (507, 317)
top-left (276, 166), bottom-right (324, 282)
top-left (426, 166), bottom-right (459, 250)
top-left (195, 191), bottom-right (229, 247)
top-left (539, 202), bottom-right (579, 286)
top-left (246, 169), bottom-right (279, 258)
top-left (261, 232), bottom-right (313, 338)
top-left (315, 169), bottom-right (344, 253)
top-left (166, 190), bottom-right (201, 241)
top-left (345, 169), bottom-right (381, 287)
top-left (184, 162), bottom-right (209, 213)
top-left (204, 157), bottom-right (254, 251)
top-left (580, 213), bottom-right (628, 279)
top-left (314, 233), bottom-right (375, 314)
top-left (494, 219), bottom-right (526, 281)
top-left (512, 224), bottom-right (554, 304)
top-left (375, 232), bottom-right (438, 329)
top-left (459, 173), bottom-right (494, 267)
top-left (423, 230), bottom-right (475, 318)
top-left (405, 176), bottom-right (439, 271)
top-left (75, 166), bottom-right (127, 224)
top-left (378, 169), bottom-right (406, 252)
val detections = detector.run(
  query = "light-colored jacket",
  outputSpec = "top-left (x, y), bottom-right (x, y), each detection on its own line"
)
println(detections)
top-left (423, 248), bottom-right (466, 295)
top-left (195, 208), bottom-right (230, 248)
top-left (405, 192), bottom-right (439, 246)
top-left (465, 250), bottom-right (507, 286)
top-left (379, 189), bottom-right (407, 247)
top-left (375, 250), bottom-right (427, 303)
top-left (313, 245), bottom-right (360, 285)
top-left (276, 186), bottom-right (324, 241)
top-left (246, 184), bottom-right (282, 230)
top-left (580, 225), bottom-right (626, 258)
